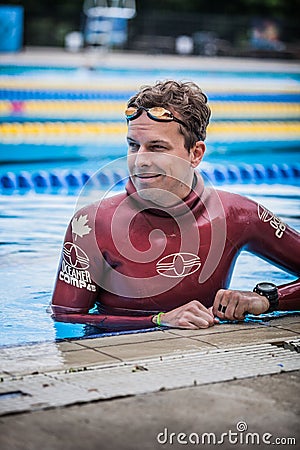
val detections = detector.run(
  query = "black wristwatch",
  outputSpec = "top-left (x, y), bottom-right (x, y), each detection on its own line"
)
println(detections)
top-left (253, 282), bottom-right (279, 313)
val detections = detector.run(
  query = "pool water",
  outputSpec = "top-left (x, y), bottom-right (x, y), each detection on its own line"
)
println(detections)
top-left (1, 63), bottom-right (300, 166)
top-left (1, 62), bottom-right (299, 347)
top-left (1, 183), bottom-right (299, 347)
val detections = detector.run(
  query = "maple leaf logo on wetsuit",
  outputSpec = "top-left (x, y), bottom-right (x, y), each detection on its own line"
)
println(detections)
top-left (71, 214), bottom-right (92, 240)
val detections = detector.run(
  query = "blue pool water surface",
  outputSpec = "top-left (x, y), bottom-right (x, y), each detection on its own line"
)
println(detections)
top-left (1, 63), bottom-right (299, 347)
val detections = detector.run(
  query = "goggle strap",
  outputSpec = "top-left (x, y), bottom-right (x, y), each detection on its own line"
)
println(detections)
top-left (125, 106), bottom-right (203, 140)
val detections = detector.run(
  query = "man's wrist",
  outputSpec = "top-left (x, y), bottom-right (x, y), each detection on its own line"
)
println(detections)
top-left (253, 282), bottom-right (279, 313)
top-left (152, 312), bottom-right (166, 326)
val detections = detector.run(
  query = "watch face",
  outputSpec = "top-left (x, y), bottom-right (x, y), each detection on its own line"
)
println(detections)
top-left (257, 282), bottom-right (277, 293)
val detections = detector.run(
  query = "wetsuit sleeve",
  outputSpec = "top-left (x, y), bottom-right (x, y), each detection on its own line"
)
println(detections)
top-left (242, 199), bottom-right (300, 310)
top-left (51, 210), bottom-right (156, 329)
top-left (50, 308), bottom-right (155, 330)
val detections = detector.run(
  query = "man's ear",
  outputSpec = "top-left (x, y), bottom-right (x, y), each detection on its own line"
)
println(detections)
top-left (190, 141), bottom-right (206, 168)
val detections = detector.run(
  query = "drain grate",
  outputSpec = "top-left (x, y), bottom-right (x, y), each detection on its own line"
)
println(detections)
top-left (0, 390), bottom-right (29, 400)
top-left (283, 338), bottom-right (300, 353)
top-left (1, 341), bottom-right (300, 416)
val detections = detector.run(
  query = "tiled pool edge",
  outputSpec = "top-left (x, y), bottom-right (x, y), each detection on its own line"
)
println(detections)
top-left (1, 317), bottom-right (299, 376)
top-left (1, 48), bottom-right (300, 72)
top-left (0, 316), bottom-right (299, 416)
top-left (1, 339), bottom-right (299, 417)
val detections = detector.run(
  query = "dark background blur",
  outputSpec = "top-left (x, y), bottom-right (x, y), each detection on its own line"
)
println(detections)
top-left (1, 0), bottom-right (300, 58)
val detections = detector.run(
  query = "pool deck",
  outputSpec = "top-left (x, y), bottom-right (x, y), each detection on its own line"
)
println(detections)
top-left (1, 46), bottom-right (300, 72)
top-left (1, 48), bottom-right (300, 449)
top-left (1, 315), bottom-right (300, 449)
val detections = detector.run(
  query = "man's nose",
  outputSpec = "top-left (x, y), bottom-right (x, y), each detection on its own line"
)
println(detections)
top-left (135, 146), bottom-right (152, 168)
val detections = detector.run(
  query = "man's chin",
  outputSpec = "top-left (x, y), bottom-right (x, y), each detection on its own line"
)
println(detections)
top-left (135, 185), bottom-right (182, 207)
top-left (135, 186), bottom-right (159, 203)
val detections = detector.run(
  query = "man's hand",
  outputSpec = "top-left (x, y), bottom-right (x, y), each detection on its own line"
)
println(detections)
top-left (213, 289), bottom-right (270, 321)
top-left (159, 300), bottom-right (219, 329)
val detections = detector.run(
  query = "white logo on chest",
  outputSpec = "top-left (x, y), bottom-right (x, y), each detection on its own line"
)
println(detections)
top-left (156, 252), bottom-right (201, 278)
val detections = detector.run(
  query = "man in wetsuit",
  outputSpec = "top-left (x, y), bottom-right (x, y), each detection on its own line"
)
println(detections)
top-left (51, 80), bottom-right (300, 330)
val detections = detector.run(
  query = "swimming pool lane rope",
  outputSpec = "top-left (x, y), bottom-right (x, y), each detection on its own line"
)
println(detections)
top-left (1, 163), bottom-right (299, 193)
top-left (0, 121), bottom-right (299, 145)
top-left (1, 100), bottom-right (299, 120)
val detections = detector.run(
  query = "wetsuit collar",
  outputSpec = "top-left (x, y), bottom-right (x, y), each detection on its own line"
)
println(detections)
top-left (125, 171), bottom-right (205, 217)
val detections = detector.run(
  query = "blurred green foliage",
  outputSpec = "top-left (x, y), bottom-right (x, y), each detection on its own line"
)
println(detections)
top-left (139, 0), bottom-right (298, 16)
top-left (1, 0), bottom-right (299, 46)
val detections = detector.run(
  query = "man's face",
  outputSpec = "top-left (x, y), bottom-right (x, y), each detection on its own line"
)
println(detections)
top-left (127, 111), bottom-right (204, 207)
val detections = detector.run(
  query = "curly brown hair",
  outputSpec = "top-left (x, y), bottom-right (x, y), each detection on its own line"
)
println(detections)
top-left (127, 80), bottom-right (211, 149)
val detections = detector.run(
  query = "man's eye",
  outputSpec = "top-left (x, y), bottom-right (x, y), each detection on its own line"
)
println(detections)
top-left (151, 145), bottom-right (166, 151)
top-left (128, 142), bottom-right (139, 151)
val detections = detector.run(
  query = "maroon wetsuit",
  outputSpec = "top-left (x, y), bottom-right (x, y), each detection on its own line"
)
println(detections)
top-left (51, 174), bottom-right (300, 329)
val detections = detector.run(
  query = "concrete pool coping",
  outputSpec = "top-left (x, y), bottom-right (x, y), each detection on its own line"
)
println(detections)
top-left (1, 315), bottom-right (299, 377)
top-left (0, 315), bottom-right (300, 449)
top-left (1, 46), bottom-right (300, 73)
top-left (1, 316), bottom-right (299, 408)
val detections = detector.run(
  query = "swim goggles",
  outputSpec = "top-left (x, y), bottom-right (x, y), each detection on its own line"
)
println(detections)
top-left (125, 106), bottom-right (188, 129)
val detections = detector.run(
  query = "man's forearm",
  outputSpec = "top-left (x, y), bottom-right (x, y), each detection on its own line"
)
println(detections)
top-left (278, 278), bottom-right (300, 310)
top-left (51, 309), bottom-right (156, 330)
